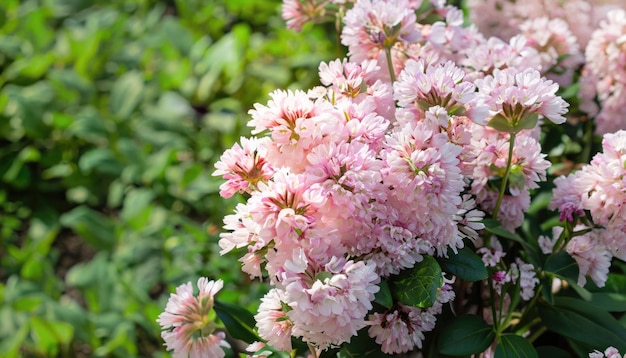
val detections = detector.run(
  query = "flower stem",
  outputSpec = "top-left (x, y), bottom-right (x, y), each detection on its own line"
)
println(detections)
top-left (385, 47), bottom-right (396, 83)
top-left (493, 133), bottom-right (516, 220)
top-left (308, 343), bottom-right (318, 358)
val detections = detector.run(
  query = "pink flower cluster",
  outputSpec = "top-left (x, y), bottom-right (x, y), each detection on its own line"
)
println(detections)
top-left (212, 0), bottom-right (571, 354)
top-left (549, 130), bottom-right (626, 286)
top-left (580, 9), bottom-right (626, 135)
top-left (467, 0), bottom-right (626, 134)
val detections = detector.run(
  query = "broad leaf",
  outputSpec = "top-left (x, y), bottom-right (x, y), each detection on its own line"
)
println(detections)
top-left (438, 315), bottom-right (495, 356)
top-left (539, 297), bottom-right (626, 352)
top-left (440, 247), bottom-right (488, 282)
top-left (214, 300), bottom-right (258, 344)
top-left (390, 256), bottom-right (442, 308)
top-left (544, 251), bottom-right (579, 281)
top-left (374, 280), bottom-right (393, 309)
top-left (495, 334), bottom-right (538, 358)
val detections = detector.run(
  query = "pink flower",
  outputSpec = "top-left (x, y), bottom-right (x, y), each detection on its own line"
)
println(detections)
top-left (255, 288), bottom-right (294, 351)
top-left (477, 238), bottom-right (506, 267)
top-left (509, 259), bottom-right (539, 301)
top-left (341, 0), bottom-right (420, 68)
top-left (518, 17), bottom-right (583, 86)
top-left (157, 278), bottom-right (230, 358)
top-left (567, 231), bottom-right (612, 287)
top-left (367, 278), bottom-right (454, 354)
top-left (213, 137), bottom-right (275, 198)
top-left (394, 59), bottom-right (489, 125)
top-left (589, 346), bottom-right (626, 358)
top-left (476, 67), bottom-right (569, 126)
top-left (282, 0), bottom-right (330, 32)
top-left (280, 251), bottom-right (380, 350)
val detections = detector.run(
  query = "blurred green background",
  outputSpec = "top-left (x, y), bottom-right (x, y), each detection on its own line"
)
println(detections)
top-left (0, 0), bottom-right (338, 356)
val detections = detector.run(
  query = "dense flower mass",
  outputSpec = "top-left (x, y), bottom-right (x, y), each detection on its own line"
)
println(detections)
top-left (191, 0), bottom-right (626, 357)
top-left (549, 130), bottom-right (626, 286)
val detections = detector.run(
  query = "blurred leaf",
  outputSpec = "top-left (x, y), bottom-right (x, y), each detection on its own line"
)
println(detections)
top-left (60, 206), bottom-right (115, 250)
top-left (78, 147), bottom-right (123, 176)
top-left (390, 255), bottom-right (442, 308)
top-left (109, 71), bottom-right (144, 119)
top-left (438, 315), bottom-right (495, 356)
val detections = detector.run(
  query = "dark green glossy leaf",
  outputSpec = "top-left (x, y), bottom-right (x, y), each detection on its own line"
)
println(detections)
top-left (536, 345), bottom-right (574, 358)
top-left (544, 251), bottom-right (579, 281)
top-left (390, 255), bottom-right (442, 308)
top-left (440, 247), bottom-right (488, 282)
top-left (438, 315), bottom-right (495, 356)
top-left (495, 334), bottom-right (538, 358)
top-left (214, 300), bottom-right (258, 344)
top-left (374, 279), bottom-right (393, 309)
top-left (539, 297), bottom-right (626, 352)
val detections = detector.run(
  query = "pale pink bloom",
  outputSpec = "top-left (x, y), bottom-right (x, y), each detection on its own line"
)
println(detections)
top-left (476, 67), bottom-right (569, 125)
top-left (367, 278), bottom-right (454, 354)
top-left (255, 288), bottom-right (294, 351)
top-left (157, 278), bottom-right (230, 358)
top-left (213, 137), bottom-right (274, 198)
top-left (394, 59), bottom-right (489, 125)
top-left (492, 270), bottom-right (512, 295)
top-left (589, 346), bottom-right (626, 358)
top-left (509, 259), bottom-right (539, 301)
top-left (280, 251), bottom-right (380, 351)
top-left (551, 130), bottom-right (626, 229)
top-left (341, 0), bottom-right (421, 76)
top-left (538, 226), bottom-right (563, 254)
top-left (549, 174), bottom-right (586, 223)
top-left (467, 0), bottom-right (616, 49)
top-left (567, 231), bottom-right (612, 287)
top-left (518, 17), bottom-right (583, 86)
top-left (282, 0), bottom-right (330, 32)
top-left (582, 9), bottom-right (626, 134)
top-left (382, 121), bottom-right (468, 254)
top-left (246, 342), bottom-right (272, 358)
top-left (477, 238), bottom-right (506, 267)
top-left (461, 35), bottom-right (542, 82)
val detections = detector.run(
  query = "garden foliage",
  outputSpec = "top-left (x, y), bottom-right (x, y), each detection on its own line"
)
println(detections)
top-left (0, 0), bottom-right (336, 356)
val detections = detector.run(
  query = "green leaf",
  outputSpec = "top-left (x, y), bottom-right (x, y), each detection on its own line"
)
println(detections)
top-left (78, 148), bottom-right (123, 176)
top-left (60, 206), bottom-right (115, 250)
top-left (495, 334), bottom-right (538, 358)
top-left (588, 293), bottom-right (626, 312)
top-left (539, 297), bottom-right (626, 352)
top-left (438, 315), bottom-right (495, 356)
top-left (487, 113), bottom-right (513, 133)
top-left (536, 345), bottom-right (573, 358)
top-left (374, 280), bottom-right (393, 309)
top-left (390, 255), bottom-right (442, 308)
top-left (544, 251), bottom-right (579, 281)
top-left (440, 247), bottom-right (488, 282)
top-left (109, 71), bottom-right (144, 119)
top-left (514, 113), bottom-right (539, 132)
top-left (214, 300), bottom-right (258, 344)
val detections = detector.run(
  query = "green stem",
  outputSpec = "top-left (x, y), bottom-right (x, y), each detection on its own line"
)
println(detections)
top-left (493, 132), bottom-right (516, 220)
top-left (488, 275), bottom-right (500, 333)
top-left (385, 47), bottom-right (396, 83)
top-left (528, 326), bottom-right (548, 343)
